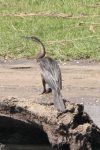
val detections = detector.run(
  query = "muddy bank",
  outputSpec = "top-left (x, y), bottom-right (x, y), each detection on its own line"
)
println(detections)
top-left (0, 58), bottom-right (100, 105)
top-left (0, 58), bottom-right (100, 149)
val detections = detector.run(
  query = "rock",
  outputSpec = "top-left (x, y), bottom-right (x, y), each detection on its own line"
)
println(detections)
top-left (0, 97), bottom-right (100, 149)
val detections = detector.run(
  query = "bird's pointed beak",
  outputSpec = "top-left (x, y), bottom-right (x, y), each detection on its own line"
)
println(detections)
top-left (20, 36), bottom-right (30, 40)
top-left (20, 36), bottom-right (36, 42)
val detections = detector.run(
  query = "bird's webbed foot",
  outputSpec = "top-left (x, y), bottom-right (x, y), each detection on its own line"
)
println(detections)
top-left (39, 88), bottom-right (52, 95)
top-left (45, 88), bottom-right (52, 93)
top-left (39, 89), bottom-right (46, 95)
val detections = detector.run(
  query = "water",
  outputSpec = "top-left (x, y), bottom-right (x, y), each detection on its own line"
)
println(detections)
top-left (1, 144), bottom-right (63, 150)
top-left (1, 144), bottom-right (100, 150)
top-left (84, 105), bottom-right (100, 128)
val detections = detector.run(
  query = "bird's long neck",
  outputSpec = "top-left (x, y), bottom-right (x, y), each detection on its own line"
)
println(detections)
top-left (38, 41), bottom-right (45, 59)
top-left (21, 36), bottom-right (45, 60)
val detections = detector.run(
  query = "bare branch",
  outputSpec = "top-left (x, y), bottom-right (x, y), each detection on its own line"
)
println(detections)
top-left (45, 35), bottom-right (100, 45)
top-left (1, 12), bottom-right (100, 19)
top-left (12, 23), bottom-right (24, 31)
top-left (85, 5), bottom-right (100, 8)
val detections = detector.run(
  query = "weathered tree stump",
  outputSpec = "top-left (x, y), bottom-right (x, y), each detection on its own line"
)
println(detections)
top-left (0, 97), bottom-right (100, 150)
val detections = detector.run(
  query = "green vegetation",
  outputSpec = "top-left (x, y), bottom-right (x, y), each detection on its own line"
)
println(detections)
top-left (0, 0), bottom-right (100, 61)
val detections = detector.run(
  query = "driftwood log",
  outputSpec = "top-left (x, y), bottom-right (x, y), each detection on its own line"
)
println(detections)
top-left (0, 97), bottom-right (100, 150)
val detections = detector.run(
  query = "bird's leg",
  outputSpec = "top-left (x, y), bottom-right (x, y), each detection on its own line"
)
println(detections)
top-left (40, 77), bottom-right (52, 94)
top-left (40, 77), bottom-right (46, 94)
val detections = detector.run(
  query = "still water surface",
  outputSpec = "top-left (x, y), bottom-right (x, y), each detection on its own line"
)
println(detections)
top-left (84, 105), bottom-right (100, 128)
top-left (1, 144), bottom-right (63, 150)
top-left (1, 144), bottom-right (100, 150)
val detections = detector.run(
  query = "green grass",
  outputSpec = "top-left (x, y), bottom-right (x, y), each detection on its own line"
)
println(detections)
top-left (0, 0), bottom-right (100, 61)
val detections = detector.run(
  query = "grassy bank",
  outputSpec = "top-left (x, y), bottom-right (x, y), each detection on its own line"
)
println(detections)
top-left (0, 0), bottom-right (100, 61)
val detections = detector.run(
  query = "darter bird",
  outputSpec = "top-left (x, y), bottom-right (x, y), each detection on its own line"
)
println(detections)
top-left (21, 36), bottom-right (65, 111)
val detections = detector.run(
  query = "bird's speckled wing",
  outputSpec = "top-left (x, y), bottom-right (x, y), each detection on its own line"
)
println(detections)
top-left (39, 57), bottom-right (62, 90)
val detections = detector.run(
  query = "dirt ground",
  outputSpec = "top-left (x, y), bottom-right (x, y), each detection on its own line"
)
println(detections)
top-left (0, 58), bottom-right (100, 106)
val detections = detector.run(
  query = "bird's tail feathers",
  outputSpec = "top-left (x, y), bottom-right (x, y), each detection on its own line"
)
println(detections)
top-left (52, 89), bottom-right (65, 111)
